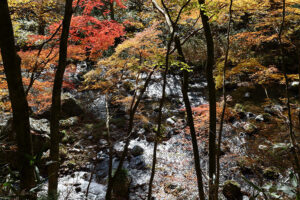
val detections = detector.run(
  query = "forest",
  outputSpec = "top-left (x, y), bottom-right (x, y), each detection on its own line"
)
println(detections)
top-left (0, 0), bottom-right (300, 199)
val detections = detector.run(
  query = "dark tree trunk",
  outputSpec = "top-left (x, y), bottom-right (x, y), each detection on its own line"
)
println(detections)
top-left (215, 0), bottom-right (233, 199)
top-left (147, 30), bottom-right (174, 200)
top-left (198, 1), bottom-right (216, 199)
top-left (174, 36), bottom-right (206, 200)
top-left (106, 69), bottom-right (156, 199)
top-left (297, 49), bottom-right (300, 126)
top-left (278, 0), bottom-right (300, 188)
top-left (109, 1), bottom-right (115, 20)
top-left (38, 19), bottom-right (46, 35)
top-left (0, 1), bottom-right (36, 199)
top-left (48, 0), bottom-right (73, 198)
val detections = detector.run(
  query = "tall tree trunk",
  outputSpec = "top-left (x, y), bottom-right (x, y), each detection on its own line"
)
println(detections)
top-left (198, 1), bottom-right (216, 199)
top-left (109, 1), bottom-right (115, 20)
top-left (105, 94), bottom-right (114, 200)
top-left (48, 0), bottom-right (73, 198)
top-left (278, 0), bottom-right (300, 190)
top-left (0, 1), bottom-right (36, 199)
top-left (174, 35), bottom-right (206, 200)
top-left (147, 30), bottom-right (174, 200)
top-left (106, 69), bottom-right (156, 199)
top-left (215, 1), bottom-right (233, 199)
top-left (297, 49), bottom-right (300, 126)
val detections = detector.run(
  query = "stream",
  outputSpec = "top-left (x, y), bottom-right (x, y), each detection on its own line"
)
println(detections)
top-left (35, 63), bottom-right (255, 200)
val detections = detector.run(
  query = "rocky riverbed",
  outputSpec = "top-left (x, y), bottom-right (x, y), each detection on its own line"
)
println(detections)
top-left (1, 62), bottom-right (299, 200)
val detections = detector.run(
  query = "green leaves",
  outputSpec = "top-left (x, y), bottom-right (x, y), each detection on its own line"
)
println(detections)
top-left (172, 60), bottom-right (193, 72)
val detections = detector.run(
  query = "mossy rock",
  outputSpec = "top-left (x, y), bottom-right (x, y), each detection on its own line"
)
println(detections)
top-left (61, 130), bottom-right (76, 144)
top-left (262, 113), bottom-right (272, 122)
top-left (59, 145), bottom-right (68, 160)
top-left (111, 118), bottom-right (127, 129)
top-left (263, 166), bottom-right (280, 179)
top-left (222, 180), bottom-right (243, 200)
top-left (59, 116), bottom-right (79, 128)
top-left (243, 123), bottom-right (258, 135)
top-left (234, 103), bottom-right (244, 112)
top-left (112, 168), bottom-right (130, 199)
top-left (237, 157), bottom-right (254, 175)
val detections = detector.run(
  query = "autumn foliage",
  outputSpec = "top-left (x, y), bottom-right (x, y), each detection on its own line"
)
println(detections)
top-left (0, 0), bottom-right (126, 113)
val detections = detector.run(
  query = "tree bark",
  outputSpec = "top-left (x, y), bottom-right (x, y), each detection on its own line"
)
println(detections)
top-left (147, 29), bottom-right (174, 200)
top-left (278, 0), bottom-right (300, 189)
top-left (106, 68), bottom-right (156, 199)
top-left (174, 36), bottom-right (206, 200)
top-left (0, 1), bottom-right (36, 199)
top-left (215, 0), bottom-right (233, 199)
top-left (198, 0), bottom-right (216, 199)
top-left (48, 0), bottom-right (73, 198)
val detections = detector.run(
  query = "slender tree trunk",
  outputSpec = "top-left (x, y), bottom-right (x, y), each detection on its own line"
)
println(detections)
top-left (109, 1), bottom-right (115, 20)
top-left (198, 0), bottom-right (216, 199)
top-left (215, 0), bottom-right (233, 199)
top-left (0, 1), bottom-right (36, 199)
top-left (48, 0), bottom-right (73, 198)
top-left (278, 0), bottom-right (300, 189)
top-left (147, 31), bottom-right (174, 200)
top-left (297, 49), bottom-right (300, 126)
top-left (174, 36), bottom-right (206, 200)
top-left (105, 94), bottom-right (114, 199)
top-left (106, 69), bottom-right (156, 199)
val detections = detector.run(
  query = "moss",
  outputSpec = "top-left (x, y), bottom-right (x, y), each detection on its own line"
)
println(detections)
top-left (223, 180), bottom-right (243, 200)
top-left (111, 117), bottom-right (127, 129)
top-left (59, 145), bottom-right (68, 160)
top-left (263, 166), bottom-right (280, 179)
top-left (224, 180), bottom-right (240, 188)
top-left (234, 103), bottom-right (244, 112)
top-left (112, 168), bottom-right (130, 199)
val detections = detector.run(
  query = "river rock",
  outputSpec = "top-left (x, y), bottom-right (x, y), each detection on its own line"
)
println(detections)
top-left (30, 118), bottom-right (51, 153)
top-left (222, 180), bottom-right (243, 200)
top-left (243, 123), bottom-right (257, 135)
top-left (264, 105), bottom-right (283, 116)
top-left (129, 155), bottom-right (146, 170)
top-left (61, 94), bottom-right (84, 118)
top-left (1, 118), bottom-right (51, 154)
top-left (289, 81), bottom-right (299, 91)
top-left (113, 169), bottom-right (131, 199)
top-left (130, 145), bottom-right (144, 157)
top-left (263, 166), bottom-right (280, 179)
top-left (59, 116), bottom-right (79, 128)
top-left (0, 118), bottom-right (13, 139)
top-left (166, 117), bottom-right (176, 126)
top-left (146, 132), bottom-right (156, 142)
top-left (255, 114), bottom-right (264, 122)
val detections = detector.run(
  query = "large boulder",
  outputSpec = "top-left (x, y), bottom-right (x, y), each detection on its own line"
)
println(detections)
top-left (37, 93), bottom-right (84, 120)
top-left (222, 180), bottom-right (243, 200)
top-left (130, 145), bottom-right (144, 157)
top-left (112, 168), bottom-right (131, 199)
top-left (0, 118), bottom-right (51, 154)
top-left (30, 118), bottom-right (51, 154)
top-left (129, 155), bottom-right (146, 170)
top-left (59, 116), bottom-right (79, 128)
top-left (61, 94), bottom-right (84, 118)
top-left (243, 123), bottom-right (258, 135)
top-left (263, 166), bottom-right (280, 179)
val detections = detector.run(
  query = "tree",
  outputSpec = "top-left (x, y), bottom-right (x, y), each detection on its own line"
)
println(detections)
top-left (0, 0), bottom-right (36, 199)
top-left (149, 1), bottom-right (205, 199)
top-left (48, 0), bottom-right (74, 198)
top-left (278, 0), bottom-right (300, 193)
top-left (198, 1), bottom-right (216, 199)
top-left (84, 23), bottom-right (164, 200)
top-left (215, 0), bottom-right (233, 199)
